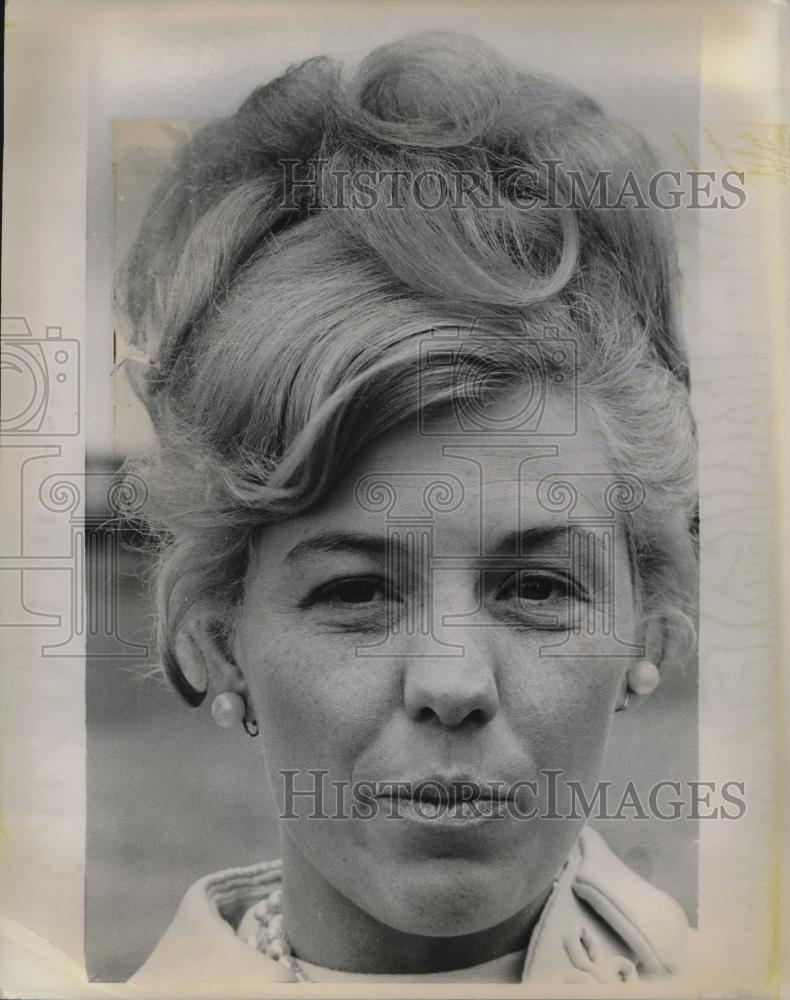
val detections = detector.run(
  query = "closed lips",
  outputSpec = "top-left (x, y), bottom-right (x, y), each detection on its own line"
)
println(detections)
top-left (374, 777), bottom-right (513, 805)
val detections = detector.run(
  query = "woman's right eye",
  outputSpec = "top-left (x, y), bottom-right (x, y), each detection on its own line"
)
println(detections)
top-left (310, 577), bottom-right (391, 607)
top-left (303, 576), bottom-right (399, 632)
top-left (323, 579), bottom-right (386, 605)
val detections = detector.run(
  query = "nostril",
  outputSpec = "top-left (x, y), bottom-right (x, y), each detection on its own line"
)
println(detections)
top-left (413, 706), bottom-right (437, 724)
top-left (443, 707), bottom-right (489, 730)
top-left (411, 704), bottom-right (490, 729)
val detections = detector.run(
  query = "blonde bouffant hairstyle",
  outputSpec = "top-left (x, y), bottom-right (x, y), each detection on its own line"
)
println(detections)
top-left (119, 32), bottom-right (697, 706)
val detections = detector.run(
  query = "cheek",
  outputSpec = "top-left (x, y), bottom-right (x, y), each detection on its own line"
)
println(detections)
top-left (518, 581), bottom-right (638, 781)
top-left (237, 619), bottom-right (399, 778)
top-left (499, 634), bottom-right (622, 782)
top-left (544, 666), bottom-right (617, 777)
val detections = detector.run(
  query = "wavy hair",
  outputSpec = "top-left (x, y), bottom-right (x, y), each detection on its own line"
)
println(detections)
top-left (118, 31), bottom-right (697, 706)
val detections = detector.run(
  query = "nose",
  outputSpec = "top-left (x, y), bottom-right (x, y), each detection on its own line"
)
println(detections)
top-left (402, 640), bottom-right (500, 729)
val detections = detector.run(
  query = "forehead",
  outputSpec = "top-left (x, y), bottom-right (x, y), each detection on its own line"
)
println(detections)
top-left (262, 389), bottom-right (631, 559)
top-left (353, 391), bottom-right (607, 485)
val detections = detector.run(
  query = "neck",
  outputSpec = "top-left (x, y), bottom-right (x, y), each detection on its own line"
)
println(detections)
top-left (279, 836), bottom-right (552, 975)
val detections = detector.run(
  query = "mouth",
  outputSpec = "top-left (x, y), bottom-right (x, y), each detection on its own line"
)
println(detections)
top-left (373, 775), bottom-right (513, 824)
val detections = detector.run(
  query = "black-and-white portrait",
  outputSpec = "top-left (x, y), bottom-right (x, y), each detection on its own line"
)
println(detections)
top-left (3, 2), bottom-right (785, 996)
top-left (95, 18), bottom-right (704, 988)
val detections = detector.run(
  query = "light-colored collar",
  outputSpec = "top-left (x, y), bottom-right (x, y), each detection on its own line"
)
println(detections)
top-left (132, 827), bottom-right (689, 993)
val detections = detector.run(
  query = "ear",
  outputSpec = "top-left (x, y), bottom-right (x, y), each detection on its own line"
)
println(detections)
top-left (176, 615), bottom-right (248, 699)
top-left (616, 616), bottom-right (670, 711)
top-left (645, 613), bottom-right (692, 673)
top-left (643, 617), bottom-right (666, 668)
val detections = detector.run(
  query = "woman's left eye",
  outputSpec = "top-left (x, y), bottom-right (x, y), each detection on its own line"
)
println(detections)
top-left (497, 572), bottom-right (572, 604)
top-left (491, 571), bottom-right (579, 629)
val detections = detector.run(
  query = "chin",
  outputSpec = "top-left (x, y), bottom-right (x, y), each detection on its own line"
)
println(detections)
top-left (355, 857), bottom-right (528, 937)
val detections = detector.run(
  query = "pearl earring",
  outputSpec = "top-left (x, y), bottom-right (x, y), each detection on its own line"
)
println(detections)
top-left (628, 659), bottom-right (660, 695)
top-left (211, 692), bottom-right (258, 737)
top-left (616, 659), bottom-right (660, 712)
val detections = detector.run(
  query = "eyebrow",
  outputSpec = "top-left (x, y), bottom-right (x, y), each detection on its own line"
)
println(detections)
top-left (281, 525), bottom-right (579, 567)
top-left (282, 531), bottom-right (391, 565)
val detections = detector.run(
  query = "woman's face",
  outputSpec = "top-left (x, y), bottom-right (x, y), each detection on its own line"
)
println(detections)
top-left (233, 387), bottom-right (640, 937)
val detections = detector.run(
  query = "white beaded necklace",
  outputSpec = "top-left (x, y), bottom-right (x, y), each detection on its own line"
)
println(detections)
top-left (252, 888), bottom-right (310, 982)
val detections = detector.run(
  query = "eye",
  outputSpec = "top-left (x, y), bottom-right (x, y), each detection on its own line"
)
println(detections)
top-left (518, 577), bottom-right (552, 601)
top-left (499, 572), bottom-right (571, 603)
top-left (314, 576), bottom-right (388, 606)
top-left (490, 570), bottom-right (582, 631)
top-left (304, 574), bottom-right (398, 634)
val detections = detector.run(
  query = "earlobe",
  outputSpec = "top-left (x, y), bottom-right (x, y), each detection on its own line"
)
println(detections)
top-left (182, 617), bottom-right (259, 737)
top-left (615, 660), bottom-right (660, 712)
top-left (210, 691), bottom-right (259, 736)
top-left (615, 618), bottom-right (666, 713)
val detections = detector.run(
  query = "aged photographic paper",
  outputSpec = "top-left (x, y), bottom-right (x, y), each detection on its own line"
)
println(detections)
top-left (2, 2), bottom-right (787, 996)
